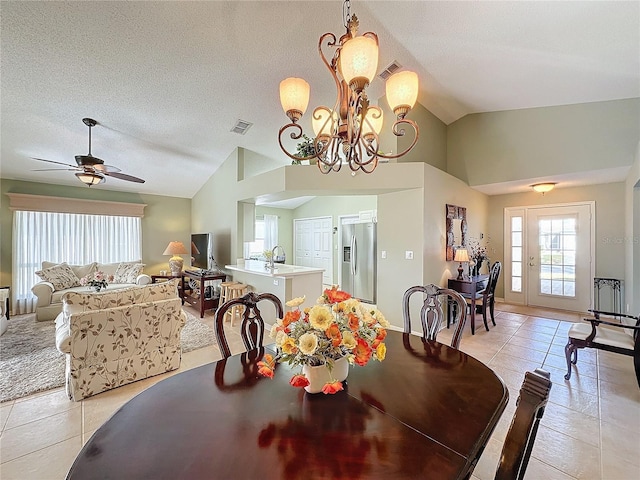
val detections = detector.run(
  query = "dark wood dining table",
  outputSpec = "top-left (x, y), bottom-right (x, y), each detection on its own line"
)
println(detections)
top-left (66, 330), bottom-right (508, 480)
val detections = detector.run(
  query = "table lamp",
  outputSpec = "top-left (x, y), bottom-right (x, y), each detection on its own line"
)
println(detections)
top-left (454, 248), bottom-right (469, 280)
top-left (163, 241), bottom-right (188, 276)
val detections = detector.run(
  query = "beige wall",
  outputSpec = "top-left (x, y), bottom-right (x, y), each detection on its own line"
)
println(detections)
top-left (625, 142), bottom-right (640, 313)
top-left (0, 178), bottom-right (191, 288)
top-left (447, 99), bottom-right (640, 186)
top-left (488, 183), bottom-right (626, 300)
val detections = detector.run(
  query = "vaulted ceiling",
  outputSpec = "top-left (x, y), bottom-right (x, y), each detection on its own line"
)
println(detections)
top-left (2, 1), bottom-right (638, 198)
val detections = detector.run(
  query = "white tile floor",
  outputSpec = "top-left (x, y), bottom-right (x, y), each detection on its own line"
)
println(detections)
top-left (1, 303), bottom-right (639, 479)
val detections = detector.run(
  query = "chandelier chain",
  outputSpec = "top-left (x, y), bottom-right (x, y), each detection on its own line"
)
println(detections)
top-left (343, 0), bottom-right (351, 28)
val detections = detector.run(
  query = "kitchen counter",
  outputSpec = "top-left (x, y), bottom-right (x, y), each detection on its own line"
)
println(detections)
top-left (225, 261), bottom-right (324, 314)
top-left (226, 260), bottom-right (324, 278)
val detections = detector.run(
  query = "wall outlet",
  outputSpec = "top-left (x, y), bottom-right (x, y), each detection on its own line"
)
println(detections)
top-left (405, 250), bottom-right (413, 260)
top-left (273, 279), bottom-right (279, 286)
top-left (381, 250), bottom-right (387, 259)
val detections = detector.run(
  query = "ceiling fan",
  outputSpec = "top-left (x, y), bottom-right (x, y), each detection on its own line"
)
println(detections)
top-left (32, 118), bottom-right (145, 186)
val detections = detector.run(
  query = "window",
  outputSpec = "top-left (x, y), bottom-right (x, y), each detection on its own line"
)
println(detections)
top-left (12, 211), bottom-right (142, 314)
top-left (511, 216), bottom-right (523, 293)
top-left (245, 218), bottom-right (265, 259)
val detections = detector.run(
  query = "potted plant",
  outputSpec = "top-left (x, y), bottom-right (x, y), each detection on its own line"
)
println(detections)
top-left (293, 134), bottom-right (317, 165)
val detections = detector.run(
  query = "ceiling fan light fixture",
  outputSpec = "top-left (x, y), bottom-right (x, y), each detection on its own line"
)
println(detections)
top-left (76, 171), bottom-right (105, 186)
top-left (531, 182), bottom-right (556, 194)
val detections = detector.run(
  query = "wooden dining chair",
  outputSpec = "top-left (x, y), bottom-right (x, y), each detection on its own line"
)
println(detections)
top-left (214, 291), bottom-right (283, 358)
top-left (463, 261), bottom-right (502, 331)
top-left (402, 284), bottom-right (468, 349)
top-left (494, 368), bottom-right (552, 480)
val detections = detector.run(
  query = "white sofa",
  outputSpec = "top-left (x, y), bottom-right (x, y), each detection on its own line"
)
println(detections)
top-left (32, 261), bottom-right (151, 321)
top-left (55, 280), bottom-right (186, 401)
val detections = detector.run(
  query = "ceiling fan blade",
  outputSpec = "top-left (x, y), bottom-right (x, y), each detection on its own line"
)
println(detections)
top-left (93, 163), bottom-right (122, 173)
top-left (104, 171), bottom-right (145, 183)
top-left (32, 168), bottom-right (79, 172)
top-left (31, 157), bottom-right (77, 168)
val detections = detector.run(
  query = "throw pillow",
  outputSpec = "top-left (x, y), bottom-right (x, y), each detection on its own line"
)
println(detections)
top-left (113, 263), bottom-right (144, 284)
top-left (35, 263), bottom-right (81, 290)
top-left (42, 261), bottom-right (97, 281)
top-left (97, 260), bottom-right (142, 278)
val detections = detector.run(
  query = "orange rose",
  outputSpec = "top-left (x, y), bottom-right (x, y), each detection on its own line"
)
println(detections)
top-left (322, 381), bottom-right (344, 394)
top-left (353, 338), bottom-right (373, 366)
top-left (324, 286), bottom-right (352, 304)
top-left (348, 312), bottom-right (360, 331)
top-left (289, 374), bottom-right (310, 388)
top-left (372, 328), bottom-right (387, 348)
top-left (325, 323), bottom-right (342, 347)
top-left (282, 309), bottom-right (301, 327)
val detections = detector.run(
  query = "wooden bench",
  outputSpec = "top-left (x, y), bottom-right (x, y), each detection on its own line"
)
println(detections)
top-left (564, 309), bottom-right (640, 388)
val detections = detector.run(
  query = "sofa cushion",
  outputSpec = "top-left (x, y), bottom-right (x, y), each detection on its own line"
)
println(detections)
top-left (97, 260), bottom-right (142, 278)
top-left (42, 262), bottom-right (97, 281)
top-left (54, 312), bottom-right (71, 354)
top-left (35, 263), bottom-right (80, 290)
top-left (62, 280), bottom-right (179, 317)
top-left (113, 263), bottom-right (144, 284)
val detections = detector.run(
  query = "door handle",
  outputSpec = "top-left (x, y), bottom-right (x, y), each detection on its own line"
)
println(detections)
top-left (351, 236), bottom-right (357, 275)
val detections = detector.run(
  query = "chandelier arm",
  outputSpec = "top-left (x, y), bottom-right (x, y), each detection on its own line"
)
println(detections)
top-left (318, 33), bottom-right (342, 101)
top-left (367, 118), bottom-right (420, 160)
top-left (278, 123), bottom-right (322, 162)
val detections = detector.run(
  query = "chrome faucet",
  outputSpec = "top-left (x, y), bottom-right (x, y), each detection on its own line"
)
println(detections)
top-left (270, 245), bottom-right (285, 269)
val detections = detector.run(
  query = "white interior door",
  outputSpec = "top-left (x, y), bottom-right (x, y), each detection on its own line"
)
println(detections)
top-left (526, 204), bottom-right (593, 312)
top-left (294, 217), bottom-right (333, 285)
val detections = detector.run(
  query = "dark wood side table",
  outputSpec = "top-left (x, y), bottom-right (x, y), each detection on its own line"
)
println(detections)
top-left (150, 274), bottom-right (187, 305)
top-left (182, 271), bottom-right (227, 318)
top-left (448, 274), bottom-right (489, 335)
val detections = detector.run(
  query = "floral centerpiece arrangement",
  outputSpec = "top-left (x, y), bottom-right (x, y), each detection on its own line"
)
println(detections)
top-left (80, 271), bottom-right (114, 292)
top-left (468, 237), bottom-right (490, 276)
top-left (258, 286), bottom-right (388, 394)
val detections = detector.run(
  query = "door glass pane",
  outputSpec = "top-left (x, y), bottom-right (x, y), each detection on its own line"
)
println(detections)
top-left (512, 277), bottom-right (522, 292)
top-left (512, 246), bottom-right (521, 259)
top-left (512, 217), bottom-right (522, 231)
top-left (512, 261), bottom-right (522, 277)
top-left (538, 215), bottom-right (577, 298)
top-left (511, 231), bottom-right (522, 247)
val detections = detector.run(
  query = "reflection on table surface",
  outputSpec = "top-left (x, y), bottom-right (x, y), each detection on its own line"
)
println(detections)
top-left (67, 330), bottom-right (508, 480)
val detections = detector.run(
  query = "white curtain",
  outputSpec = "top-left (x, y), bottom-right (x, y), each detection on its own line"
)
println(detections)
top-left (263, 214), bottom-right (279, 252)
top-left (12, 211), bottom-right (142, 314)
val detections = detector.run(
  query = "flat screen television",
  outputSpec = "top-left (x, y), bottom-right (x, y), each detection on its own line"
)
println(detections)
top-left (190, 233), bottom-right (211, 270)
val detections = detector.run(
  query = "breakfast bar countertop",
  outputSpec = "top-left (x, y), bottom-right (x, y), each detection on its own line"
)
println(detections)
top-left (225, 260), bottom-right (324, 278)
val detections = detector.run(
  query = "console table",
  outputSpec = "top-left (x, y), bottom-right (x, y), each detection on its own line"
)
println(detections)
top-left (183, 271), bottom-right (227, 318)
top-left (448, 275), bottom-right (489, 335)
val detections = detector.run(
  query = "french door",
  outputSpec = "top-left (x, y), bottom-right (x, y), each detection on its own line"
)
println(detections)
top-left (505, 203), bottom-right (594, 312)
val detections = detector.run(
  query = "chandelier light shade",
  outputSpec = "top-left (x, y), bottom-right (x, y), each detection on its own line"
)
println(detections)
top-left (339, 35), bottom-right (379, 89)
top-left (278, 0), bottom-right (420, 174)
top-left (279, 78), bottom-right (310, 123)
top-left (531, 182), bottom-right (556, 194)
top-left (163, 241), bottom-right (189, 276)
top-left (75, 171), bottom-right (105, 186)
top-left (386, 71), bottom-right (419, 117)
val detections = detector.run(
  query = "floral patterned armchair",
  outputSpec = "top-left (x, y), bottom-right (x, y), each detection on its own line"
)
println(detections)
top-left (55, 281), bottom-right (186, 401)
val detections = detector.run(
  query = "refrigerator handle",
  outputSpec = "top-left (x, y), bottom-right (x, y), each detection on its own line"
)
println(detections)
top-left (351, 235), bottom-right (357, 275)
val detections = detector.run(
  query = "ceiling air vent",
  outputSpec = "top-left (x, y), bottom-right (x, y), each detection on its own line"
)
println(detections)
top-left (378, 61), bottom-right (402, 81)
top-left (231, 119), bottom-right (253, 135)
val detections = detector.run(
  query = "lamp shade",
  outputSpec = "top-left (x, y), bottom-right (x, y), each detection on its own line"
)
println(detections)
top-left (339, 35), bottom-right (379, 87)
top-left (361, 106), bottom-right (384, 138)
top-left (454, 248), bottom-right (470, 262)
top-left (279, 77), bottom-right (310, 117)
top-left (163, 241), bottom-right (188, 256)
top-left (386, 70), bottom-right (419, 116)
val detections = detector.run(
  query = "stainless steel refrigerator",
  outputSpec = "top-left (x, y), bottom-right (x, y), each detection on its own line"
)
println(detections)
top-left (340, 221), bottom-right (377, 304)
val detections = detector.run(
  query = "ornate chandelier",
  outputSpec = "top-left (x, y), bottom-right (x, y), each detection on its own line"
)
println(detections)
top-left (278, 0), bottom-right (420, 174)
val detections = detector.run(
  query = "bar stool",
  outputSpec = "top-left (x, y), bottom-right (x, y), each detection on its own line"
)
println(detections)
top-left (224, 282), bottom-right (249, 327)
top-left (219, 281), bottom-right (239, 307)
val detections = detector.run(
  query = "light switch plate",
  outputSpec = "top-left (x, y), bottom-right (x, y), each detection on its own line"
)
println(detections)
top-left (405, 250), bottom-right (413, 260)
top-left (273, 279), bottom-right (279, 286)
top-left (381, 250), bottom-right (387, 259)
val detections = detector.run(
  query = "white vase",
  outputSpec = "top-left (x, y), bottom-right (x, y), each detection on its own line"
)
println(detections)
top-left (302, 356), bottom-right (349, 394)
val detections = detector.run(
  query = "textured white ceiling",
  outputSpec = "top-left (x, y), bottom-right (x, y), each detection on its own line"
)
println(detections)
top-left (1, 1), bottom-right (638, 198)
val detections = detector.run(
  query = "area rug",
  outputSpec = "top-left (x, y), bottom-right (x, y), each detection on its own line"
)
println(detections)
top-left (0, 311), bottom-right (216, 403)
